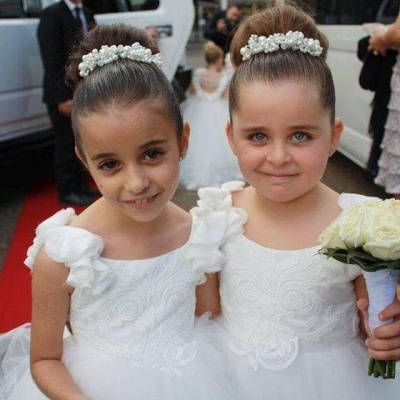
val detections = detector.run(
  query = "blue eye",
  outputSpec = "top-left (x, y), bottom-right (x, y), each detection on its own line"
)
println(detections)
top-left (251, 132), bottom-right (266, 142)
top-left (292, 132), bottom-right (309, 142)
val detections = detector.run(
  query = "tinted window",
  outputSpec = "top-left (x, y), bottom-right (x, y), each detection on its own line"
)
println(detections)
top-left (297, 0), bottom-right (397, 24)
top-left (0, 0), bottom-right (160, 18)
top-left (83, 0), bottom-right (160, 13)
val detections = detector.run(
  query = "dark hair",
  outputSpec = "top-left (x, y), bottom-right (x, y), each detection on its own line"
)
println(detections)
top-left (229, 5), bottom-right (335, 123)
top-left (66, 23), bottom-right (183, 157)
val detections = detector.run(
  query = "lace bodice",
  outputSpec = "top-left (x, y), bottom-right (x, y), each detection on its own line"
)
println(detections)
top-left (192, 67), bottom-right (232, 101)
top-left (24, 208), bottom-right (226, 375)
top-left (191, 182), bottom-right (371, 372)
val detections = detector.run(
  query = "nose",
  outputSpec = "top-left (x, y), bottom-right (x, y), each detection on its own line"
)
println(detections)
top-left (266, 141), bottom-right (292, 166)
top-left (124, 164), bottom-right (150, 194)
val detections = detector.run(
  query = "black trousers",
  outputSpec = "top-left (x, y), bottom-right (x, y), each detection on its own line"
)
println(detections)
top-left (47, 104), bottom-right (86, 196)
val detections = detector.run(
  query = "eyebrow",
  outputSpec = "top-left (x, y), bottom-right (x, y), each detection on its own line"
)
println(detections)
top-left (90, 139), bottom-right (169, 161)
top-left (240, 124), bottom-right (320, 132)
top-left (139, 138), bottom-right (168, 150)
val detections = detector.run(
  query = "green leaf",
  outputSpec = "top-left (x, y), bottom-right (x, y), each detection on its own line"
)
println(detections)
top-left (318, 247), bottom-right (400, 272)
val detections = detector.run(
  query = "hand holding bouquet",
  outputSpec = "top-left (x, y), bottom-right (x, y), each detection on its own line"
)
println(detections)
top-left (318, 198), bottom-right (400, 379)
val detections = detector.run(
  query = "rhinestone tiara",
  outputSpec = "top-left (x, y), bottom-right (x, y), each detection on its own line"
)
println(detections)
top-left (240, 31), bottom-right (323, 61)
top-left (78, 43), bottom-right (163, 78)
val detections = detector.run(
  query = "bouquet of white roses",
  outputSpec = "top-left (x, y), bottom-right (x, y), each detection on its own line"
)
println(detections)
top-left (318, 198), bottom-right (400, 379)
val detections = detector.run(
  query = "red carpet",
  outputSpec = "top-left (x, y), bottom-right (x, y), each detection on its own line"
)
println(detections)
top-left (0, 178), bottom-right (85, 332)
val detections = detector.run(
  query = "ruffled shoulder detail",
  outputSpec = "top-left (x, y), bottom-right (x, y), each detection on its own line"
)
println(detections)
top-left (338, 193), bottom-right (379, 211)
top-left (186, 214), bottom-right (227, 284)
top-left (190, 181), bottom-right (247, 266)
top-left (24, 208), bottom-right (112, 295)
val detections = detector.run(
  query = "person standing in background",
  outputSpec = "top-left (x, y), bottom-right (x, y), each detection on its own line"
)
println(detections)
top-left (179, 40), bottom-right (242, 190)
top-left (37, 0), bottom-right (98, 206)
top-left (369, 8), bottom-right (400, 199)
top-left (357, 35), bottom-right (397, 181)
top-left (204, 4), bottom-right (241, 54)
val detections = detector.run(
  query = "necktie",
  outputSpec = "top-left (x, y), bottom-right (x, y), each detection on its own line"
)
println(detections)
top-left (74, 6), bottom-right (82, 27)
top-left (74, 6), bottom-right (88, 36)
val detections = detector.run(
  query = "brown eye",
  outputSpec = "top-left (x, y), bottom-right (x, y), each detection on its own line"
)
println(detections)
top-left (144, 150), bottom-right (163, 161)
top-left (100, 160), bottom-right (118, 170)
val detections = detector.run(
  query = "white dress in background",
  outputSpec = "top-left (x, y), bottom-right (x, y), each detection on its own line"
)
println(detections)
top-left (191, 181), bottom-right (400, 400)
top-left (179, 67), bottom-right (243, 190)
top-left (375, 52), bottom-right (400, 193)
top-left (0, 208), bottom-right (236, 400)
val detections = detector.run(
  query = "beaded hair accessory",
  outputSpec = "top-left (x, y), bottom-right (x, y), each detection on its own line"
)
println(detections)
top-left (240, 31), bottom-right (323, 61)
top-left (78, 43), bottom-right (163, 77)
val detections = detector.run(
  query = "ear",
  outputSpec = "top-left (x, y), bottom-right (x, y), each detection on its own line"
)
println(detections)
top-left (75, 146), bottom-right (88, 168)
top-left (226, 121), bottom-right (237, 156)
top-left (179, 122), bottom-right (190, 160)
top-left (329, 118), bottom-right (343, 157)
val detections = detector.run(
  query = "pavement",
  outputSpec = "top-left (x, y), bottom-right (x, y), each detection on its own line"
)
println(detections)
top-left (0, 39), bottom-right (390, 271)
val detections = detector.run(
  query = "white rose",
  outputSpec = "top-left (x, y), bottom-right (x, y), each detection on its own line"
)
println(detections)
top-left (318, 221), bottom-right (346, 252)
top-left (336, 206), bottom-right (366, 248)
top-left (338, 199), bottom-right (388, 248)
top-left (363, 223), bottom-right (400, 260)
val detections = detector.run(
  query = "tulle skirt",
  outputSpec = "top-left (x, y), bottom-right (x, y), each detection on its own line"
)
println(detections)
top-left (218, 331), bottom-right (400, 400)
top-left (0, 319), bottom-right (236, 400)
top-left (179, 95), bottom-right (243, 190)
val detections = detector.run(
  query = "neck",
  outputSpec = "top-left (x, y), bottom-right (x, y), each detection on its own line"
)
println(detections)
top-left (251, 183), bottom-right (331, 219)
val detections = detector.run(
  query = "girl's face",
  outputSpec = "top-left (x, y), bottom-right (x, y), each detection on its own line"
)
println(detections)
top-left (76, 102), bottom-right (189, 223)
top-left (227, 79), bottom-right (343, 203)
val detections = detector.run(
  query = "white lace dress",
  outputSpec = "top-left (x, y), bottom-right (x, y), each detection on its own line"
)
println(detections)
top-left (375, 52), bottom-right (400, 194)
top-left (0, 208), bottom-right (236, 400)
top-left (179, 67), bottom-right (243, 190)
top-left (191, 181), bottom-right (400, 400)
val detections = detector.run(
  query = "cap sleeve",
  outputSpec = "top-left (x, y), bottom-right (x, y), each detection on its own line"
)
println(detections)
top-left (338, 193), bottom-right (379, 210)
top-left (24, 208), bottom-right (112, 294)
top-left (186, 214), bottom-right (226, 284)
top-left (189, 182), bottom-right (247, 283)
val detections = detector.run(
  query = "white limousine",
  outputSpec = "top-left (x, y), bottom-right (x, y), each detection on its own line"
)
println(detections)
top-left (310, 0), bottom-right (397, 169)
top-left (0, 0), bottom-right (194, 157)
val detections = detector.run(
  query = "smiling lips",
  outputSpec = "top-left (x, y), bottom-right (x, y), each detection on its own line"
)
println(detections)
top-left (265, 172), bottom-right (297, 183)
top-left (127, 194), bottom-right (158, 209)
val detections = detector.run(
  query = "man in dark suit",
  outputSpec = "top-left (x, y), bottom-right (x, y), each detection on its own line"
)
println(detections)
top-left (204, 4), bottom-right (241, 54)
top-left (37, 0), bottom-right (98, 206)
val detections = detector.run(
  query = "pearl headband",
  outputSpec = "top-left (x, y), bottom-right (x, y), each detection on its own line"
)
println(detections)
top-left (78, 43), bottom-right (163, 78)
top-left (240, 31), bottom-right (323, 61)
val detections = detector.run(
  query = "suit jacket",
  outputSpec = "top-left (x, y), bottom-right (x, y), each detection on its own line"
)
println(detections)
top-left (204, 10), bottom-right (237, 53)
top-left (37, 1), bottom-right (96, 105)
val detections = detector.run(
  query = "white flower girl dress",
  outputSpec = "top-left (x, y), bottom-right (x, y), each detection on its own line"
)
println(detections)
top-left (191, 181), bottom-right (400, 400)
top-left (179, 67), bottom-right (242, 190)
top-left (0, 208), bottom-right (236, 400)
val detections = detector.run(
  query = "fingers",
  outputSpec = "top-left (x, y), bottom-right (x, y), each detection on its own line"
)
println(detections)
top-left (357, 298), bottom-right (368, 312)
top-left (372, 319), bottom-right (400, 339)
top-left (379, 299), bottom-right (400, 322)
top-left (357, 298), bottom-right (371, 337)
top-left (366, 335), bottom-right (400, 361)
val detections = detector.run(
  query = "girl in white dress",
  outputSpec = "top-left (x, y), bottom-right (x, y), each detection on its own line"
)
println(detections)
top-left (191, 5), bottom-right (400, 399)
top-left (0, 24), bottom-right (235, 400)
top-left (180, 41), bottom-right (242, 190)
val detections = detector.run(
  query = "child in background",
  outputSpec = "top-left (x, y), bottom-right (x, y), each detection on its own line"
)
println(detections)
top-left (180, 40), bottom-right (242, 191)
top-left (0, 24), bottom-right (235, 400)
top-left (191, 5), bottom-right (400, 399)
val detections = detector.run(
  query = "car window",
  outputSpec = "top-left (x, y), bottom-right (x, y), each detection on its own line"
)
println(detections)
top-left (295, 0), bottom-right (396, 24)
top-left (0, 0), bottom-right (160, 18)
